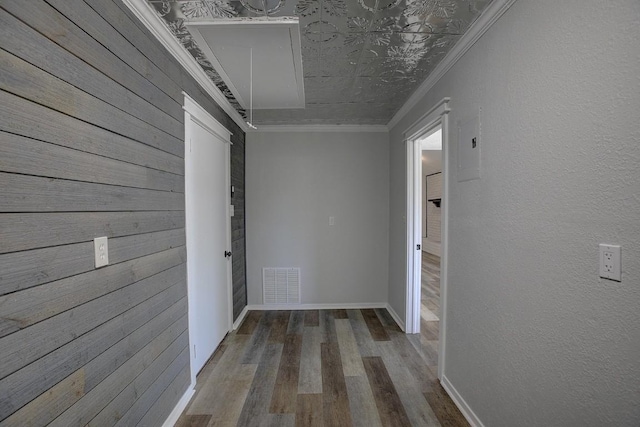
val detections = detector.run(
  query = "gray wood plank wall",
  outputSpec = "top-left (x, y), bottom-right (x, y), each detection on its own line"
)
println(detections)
top-left (0, 0), bottom-right (246, 424)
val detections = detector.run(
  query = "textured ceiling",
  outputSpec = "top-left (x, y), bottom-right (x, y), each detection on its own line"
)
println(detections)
top-left (148, 0), bottom-right (493, 125)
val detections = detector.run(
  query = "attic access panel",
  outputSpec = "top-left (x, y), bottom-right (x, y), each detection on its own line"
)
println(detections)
top-left (186, 19), bottom-right (305, 110)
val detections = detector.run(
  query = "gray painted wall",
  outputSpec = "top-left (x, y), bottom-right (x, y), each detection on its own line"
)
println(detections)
top-left (0, 0), bottom-right (245, 424)
top-left (388, 0), bottom-right (640, 425)
top-left (246, 131), bottom-right (389, 306)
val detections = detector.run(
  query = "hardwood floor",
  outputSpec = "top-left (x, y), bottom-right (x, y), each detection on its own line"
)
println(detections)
top-left (175, 307), bottom-right (469, 427)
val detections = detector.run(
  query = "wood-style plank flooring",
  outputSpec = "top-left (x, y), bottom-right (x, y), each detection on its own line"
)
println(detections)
top-left (419, 252), bottom-right (441, 368)
top-left (175, 306), bottom-right (469, 426)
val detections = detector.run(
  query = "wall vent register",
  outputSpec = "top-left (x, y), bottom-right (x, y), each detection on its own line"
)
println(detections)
top-left (263, 267), bottom-right (301, 304)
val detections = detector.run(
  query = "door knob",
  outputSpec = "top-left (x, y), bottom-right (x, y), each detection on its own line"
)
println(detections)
top-left (224, 251), bottom-right (232, 258)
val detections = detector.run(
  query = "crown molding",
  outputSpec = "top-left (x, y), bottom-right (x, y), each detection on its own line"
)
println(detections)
top-left (121, 0), bottom-right (248, 132)
top-left (251, 124), bottom-right (389, 133)
top-left (387, 0), bottom-right (518, 130)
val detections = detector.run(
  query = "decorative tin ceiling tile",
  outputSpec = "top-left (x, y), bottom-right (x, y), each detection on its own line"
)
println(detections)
top-left (147, 0), bottom-right (494, 124)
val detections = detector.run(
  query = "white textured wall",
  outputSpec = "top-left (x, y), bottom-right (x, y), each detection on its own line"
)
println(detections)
top-left (246, 131), bottom-right (389, 305)
top-left (388, 0), bottom-right (640, 425)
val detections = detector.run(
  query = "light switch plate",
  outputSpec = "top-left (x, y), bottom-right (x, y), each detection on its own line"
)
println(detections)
top-left (457, 114), bottom-right (481, 182)
top-left (94, 236), bottom-right (109, 268)
top-left (599, 244), bottom-right (621, 282)
top-left (230, 205), bottom-right (235, 217)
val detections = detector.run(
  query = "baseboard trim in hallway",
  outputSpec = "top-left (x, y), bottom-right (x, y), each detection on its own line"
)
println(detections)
top-left (162, 386), bottom-right (195, 427)
top-left (441, 375), bottom-right (484, 427)
top-left (233, 306), bottom-right (250, 330)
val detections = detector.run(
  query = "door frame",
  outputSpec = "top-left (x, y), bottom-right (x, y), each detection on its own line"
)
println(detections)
top-left (405, 97), bottom-right (450, 380)
top-left (183, 93), bottom-right (233, 386)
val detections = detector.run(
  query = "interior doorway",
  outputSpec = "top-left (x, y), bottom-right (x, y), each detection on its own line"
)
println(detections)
top-left (184, 94), bottom-right (233, 386)
top-left (405, 98), bottom-right (450, 380)
top-left (420, 128), bottom-right (442, 372)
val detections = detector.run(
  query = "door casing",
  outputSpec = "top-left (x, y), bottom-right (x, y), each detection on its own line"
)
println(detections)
top-left (404, 98), bottom-right (450, 380)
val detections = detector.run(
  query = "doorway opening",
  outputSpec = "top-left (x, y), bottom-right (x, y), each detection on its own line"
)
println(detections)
top-left (405, 98), bottom-right (450, 380)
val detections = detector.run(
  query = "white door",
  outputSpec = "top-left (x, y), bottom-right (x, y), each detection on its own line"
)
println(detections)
top-left (184, 96), bottom-right (232, 382)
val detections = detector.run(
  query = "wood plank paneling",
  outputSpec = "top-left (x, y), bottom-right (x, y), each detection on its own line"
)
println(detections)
top-left (0, 7), bottom-right (183, 138)
top-left (0, 289), bottom-right (186, 420)
top-left (1, 228), bottom-right (185, 296)
top-left (0, 252), bottom-right (185, 337)
top-left (0, 260), bottom-right (185, 379)
top-left (0, 172), bottom-right (184, 213)
top-left (0, 211), bottom-right (185, 254)
top-left (113, 347), bottom-right (190, 426)
top-left (0, 91), bottom-right (184, 176)
top-left (46, 0), bottom-right (183, 103)
top-left (69, 327), bottom-right (189, 427)
top-left (0, 368), bottom-right (86, 427)
top-left (0, 49), bottom-right (184, 157)
top-left (0, 0), bottom-right (246, 423)
top-left (0, 132), bottom-right (183, 192)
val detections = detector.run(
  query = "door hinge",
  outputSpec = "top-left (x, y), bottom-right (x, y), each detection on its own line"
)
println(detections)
top-left (417, 244), bottom-right (421, 250)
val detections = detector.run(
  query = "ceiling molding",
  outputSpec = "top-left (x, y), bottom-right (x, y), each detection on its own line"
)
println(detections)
top-left (250, 124), bottom-right (389, 133)
top-left (387, 0), bottom-right (519, 130)
top-left (121, 0), bottom-right (249, 132)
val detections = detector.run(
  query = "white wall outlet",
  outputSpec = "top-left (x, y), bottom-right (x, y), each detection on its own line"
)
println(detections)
top-left (329, 216), bottom-right (335, 226)
top-left (599, 244), bottom-right (621, 281)
top-left (230, 204), bottom-right (235, 217)
top-left (94, 236), bottom-right (109, 268)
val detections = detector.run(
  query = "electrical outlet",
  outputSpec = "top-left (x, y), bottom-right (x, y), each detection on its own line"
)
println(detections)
top-left (329, 216), bottom-right (335, 226)
top-left (94, 236), bottom-right (109, 268)
top-left (599, 244), bottom-right (621, 281)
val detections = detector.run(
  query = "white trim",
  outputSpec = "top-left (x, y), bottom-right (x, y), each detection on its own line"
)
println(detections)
top-left (404, 98), bottom-right (450, 381)
top-left (232, 305), bottom-right (250, 330)
top-left (161, 385), bottom-right (195, 427)
top-left (252, 124), bottom-right (389, 133)
top-left (385, 303), bottom-right (405, 331)
top-left (121, 0), bottom-right (248, 132)
top-left (441, 375), bottom-right (485, 427)
top-left (387, 0), bottom-right (518, 129)
top-left (183, 92), bottom-right (232, 142)
top-left (245, 303), bottom-right (387, 311)
top-left (404, 98), bottom-right (451, 140)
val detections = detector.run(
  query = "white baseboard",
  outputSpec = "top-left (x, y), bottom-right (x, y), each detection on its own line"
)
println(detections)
top-left (232, 305), bottom-right (249, 330)
top-left (441, 375), bottom-right (484, 427)
top-left (385, 303), bottom-right (406, 331)
top-left (245, 302), bottom-right (387, 311)
top-left (162, 385), bottom-right (195, 427)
